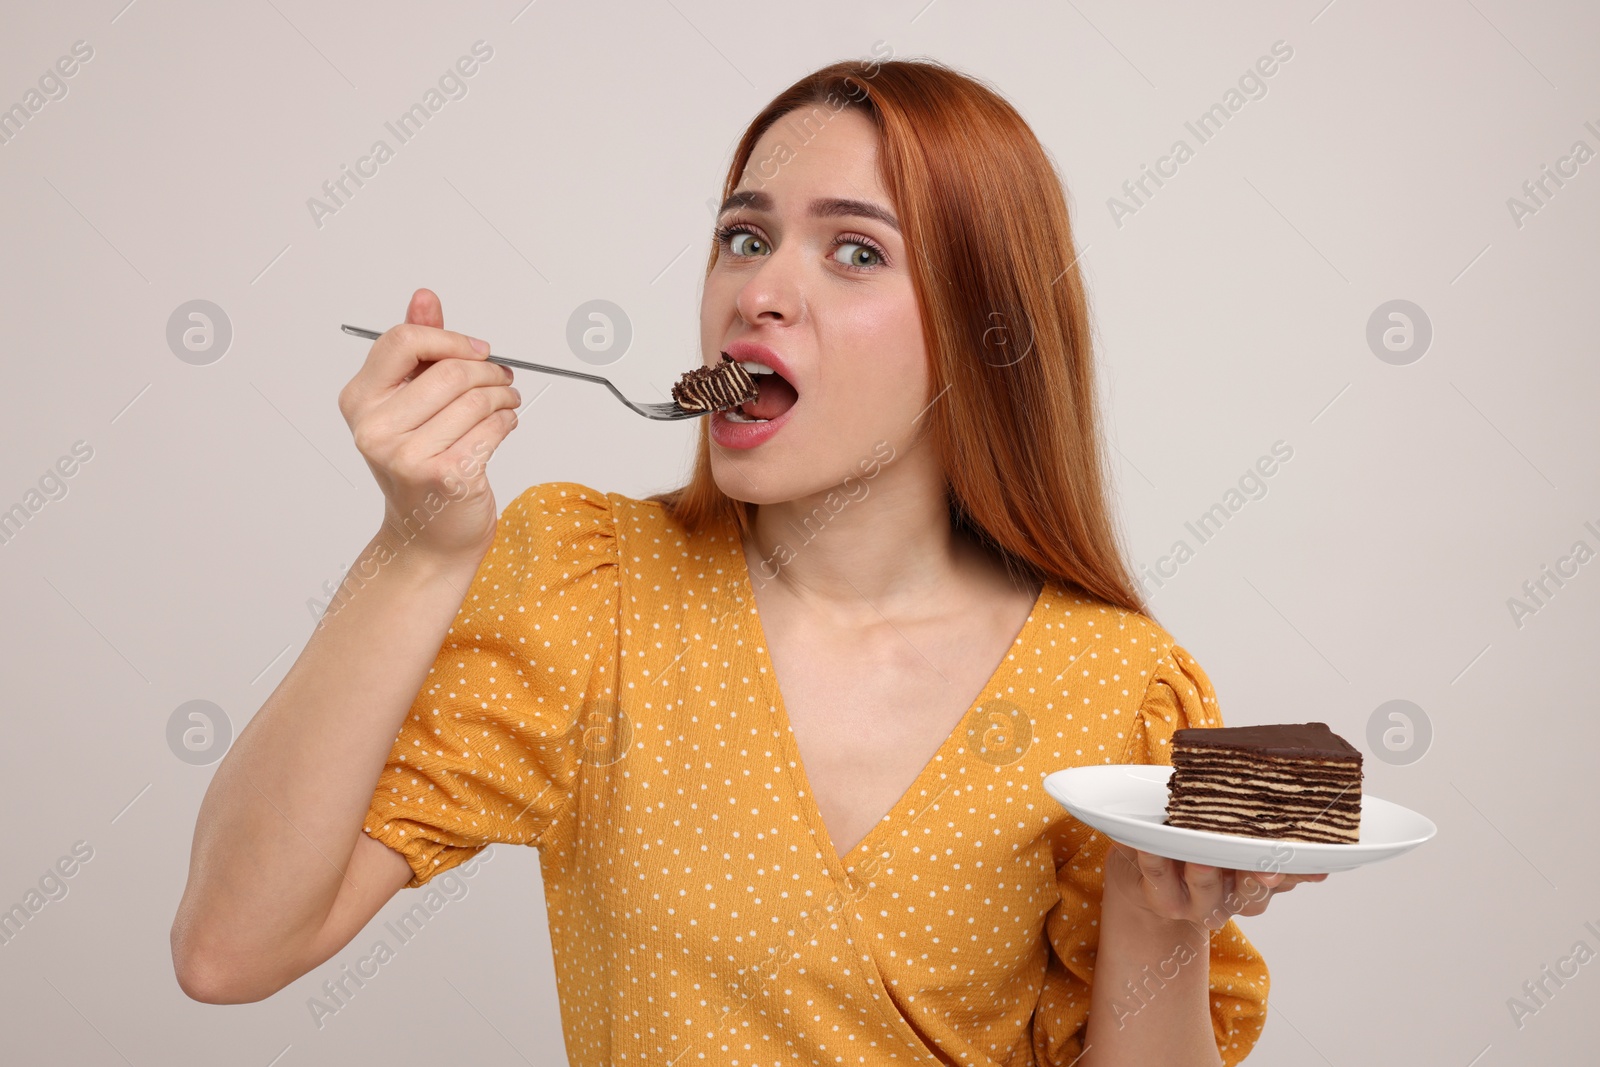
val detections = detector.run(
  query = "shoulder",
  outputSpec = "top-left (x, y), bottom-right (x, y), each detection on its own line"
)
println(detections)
top-left (479, 481), bottom-right (620, 582)
top-left (1035, 581), bottom-right (1182, 665)
top-left (502, 480), bottom-right (613, 523)
top-left (496, 481), bottom-right (724, 564)
top-left (494, 480), bottom-right (622, 545)
top-left (1032, 582), bottom-right (1210, 702)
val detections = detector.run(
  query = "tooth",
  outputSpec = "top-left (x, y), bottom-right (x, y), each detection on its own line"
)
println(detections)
top-left (740, 362), bottom-right (776, 375)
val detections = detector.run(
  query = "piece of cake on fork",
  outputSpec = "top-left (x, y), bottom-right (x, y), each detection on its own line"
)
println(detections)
top-left (671, 353), bottom-right (760, 414)
top-left (1163, 721), bottom-right (1363, 844)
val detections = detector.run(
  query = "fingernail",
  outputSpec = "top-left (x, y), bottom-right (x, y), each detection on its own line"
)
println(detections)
top-left (469, 336), bottom-right (489, 355)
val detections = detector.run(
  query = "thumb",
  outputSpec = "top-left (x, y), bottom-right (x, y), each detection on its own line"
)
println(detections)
top-left (407, 287), bottom-right (443, 329)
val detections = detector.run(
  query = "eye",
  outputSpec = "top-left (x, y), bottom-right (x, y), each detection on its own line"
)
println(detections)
top-left (832, 236), bottom-right (886, 270)
top-left (713, 221), bottom-right (890, 272)
top-left (714, 223), bottom-right (768, 257)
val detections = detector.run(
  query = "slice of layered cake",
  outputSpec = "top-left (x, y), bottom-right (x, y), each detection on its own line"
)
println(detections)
top-left (672, 353), bottom-right (760, 414)
top-left (1164, 722), bottom-right (1362, 844)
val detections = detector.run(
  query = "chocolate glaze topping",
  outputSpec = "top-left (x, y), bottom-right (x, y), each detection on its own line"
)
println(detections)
top-left (1170, 721), bottom-right (1361, 761)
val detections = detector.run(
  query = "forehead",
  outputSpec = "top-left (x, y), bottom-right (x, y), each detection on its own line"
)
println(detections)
top-left (738, 106), bottom-right (885, 199)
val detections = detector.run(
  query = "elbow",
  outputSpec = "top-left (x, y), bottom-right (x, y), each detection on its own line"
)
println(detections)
top-left (172, 946), bottom-right (282, 1005)
top-left (172, 958), bottom-right (232, 1005)
top-left (170, 922), bottom-right (285, 1005)
top-left (171, 950), bottom-right (234, 1005)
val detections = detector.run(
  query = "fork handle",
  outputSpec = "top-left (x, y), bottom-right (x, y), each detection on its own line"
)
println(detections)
top-left (339, 324), bottom-right (614, 387)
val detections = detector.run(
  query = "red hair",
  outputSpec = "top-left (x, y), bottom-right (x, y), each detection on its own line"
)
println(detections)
top-left (645, 57), bottom-right (1151, 619)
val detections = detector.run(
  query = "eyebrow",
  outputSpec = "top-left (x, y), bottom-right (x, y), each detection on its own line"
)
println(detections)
top-left (717, 189), bottom-right (900, 234)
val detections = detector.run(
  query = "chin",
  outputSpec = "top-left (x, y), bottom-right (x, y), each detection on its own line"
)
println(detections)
top-left (707, 412), bottom-right (901, 502)
top-left (710, 476), bottom-right (793, 509)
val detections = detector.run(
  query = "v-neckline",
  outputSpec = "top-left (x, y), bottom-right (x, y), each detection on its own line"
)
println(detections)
top-left (723, 519), bottom-right (1050, 877)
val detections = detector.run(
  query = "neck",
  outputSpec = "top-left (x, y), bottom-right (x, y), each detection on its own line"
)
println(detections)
top-left (743, 465), bottom-right (1015, 626)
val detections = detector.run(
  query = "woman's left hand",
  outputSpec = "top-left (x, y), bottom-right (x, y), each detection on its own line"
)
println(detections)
top-left (1102, 840), bottom-right (1328, 932)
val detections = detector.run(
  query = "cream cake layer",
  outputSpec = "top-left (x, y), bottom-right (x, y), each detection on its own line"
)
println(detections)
top-left (1163, 722), bottom-right (1363, 844)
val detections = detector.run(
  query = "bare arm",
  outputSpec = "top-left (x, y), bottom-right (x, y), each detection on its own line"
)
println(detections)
top-left (170, 289), bottom-right (521, 1003)
top-left (1078, 867), bottom-right (1222, 1066)
top-left (170, 537), bottom-right (485, 1003)
top-left (1078, 843), bottom-right (1324, 1065)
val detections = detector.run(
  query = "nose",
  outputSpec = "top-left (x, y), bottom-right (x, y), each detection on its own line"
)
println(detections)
top-left (733, 246), bottom-right (805, 326)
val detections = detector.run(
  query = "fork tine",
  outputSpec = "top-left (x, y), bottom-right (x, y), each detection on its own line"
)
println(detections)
top-left (642, 401), bottom-right (704, 421)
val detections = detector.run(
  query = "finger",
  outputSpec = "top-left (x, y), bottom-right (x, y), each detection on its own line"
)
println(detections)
top-left (407, 287), bottom-right (443, 330)
top-left (380, 357), bottom-right (517, 435)
top-left (1237, 866), bottom-right (1283, 903)
top-left (1233, 870), bottom-right (1328, 916)
top-left (399, 289), bottom-right (444, 384)
top-left (351, 322), bottom-right (497, 413)
top-left (408, 382), bottom-right (522, 458)
top-left (1131, 848), bottom-right (1185, 917)
top-left (1234, 872), bottom-right (1263, 905)
top-left (1277, 872), bottom-right (1328, 889)
top-left (443, 403), bottom-right (519, 476)
top-left (1232, 872), bottom-right (1275, 916)
top-left (1182, 862), bottom-right (1228, 924)
top-left (1233, 889), bottom-right (1275, 917)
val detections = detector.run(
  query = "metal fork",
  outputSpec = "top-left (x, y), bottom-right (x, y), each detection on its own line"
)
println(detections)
top-left (340, 324), bottom-right (704, 421)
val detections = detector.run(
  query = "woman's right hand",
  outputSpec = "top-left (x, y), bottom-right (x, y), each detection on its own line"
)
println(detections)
top-left (338, 287), bottom-right (521, 566)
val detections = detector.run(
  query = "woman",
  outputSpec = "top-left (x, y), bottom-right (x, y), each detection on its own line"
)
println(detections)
top-left (172, 58), bottom-right (1323, 1064)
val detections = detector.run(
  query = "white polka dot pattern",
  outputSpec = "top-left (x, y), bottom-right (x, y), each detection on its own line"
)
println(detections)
top-left (363, 482), bottom-right (1270, 1065)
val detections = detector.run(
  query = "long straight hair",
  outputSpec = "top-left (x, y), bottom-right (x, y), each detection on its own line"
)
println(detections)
top-left (646, 57), bottom-right (1151, 619)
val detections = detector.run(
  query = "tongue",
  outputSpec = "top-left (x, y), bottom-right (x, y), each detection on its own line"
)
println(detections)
top-left (740, 374), bottom-right (799, 420)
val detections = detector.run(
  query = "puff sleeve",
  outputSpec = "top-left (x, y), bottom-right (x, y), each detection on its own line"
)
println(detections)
top-left (361, 481), bottom-right (619, 889)
top-left (1033, 643), bottom-right (1271, 1066)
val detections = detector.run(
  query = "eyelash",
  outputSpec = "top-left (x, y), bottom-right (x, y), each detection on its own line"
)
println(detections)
top-left (712, 221), bottom-right (890, 271)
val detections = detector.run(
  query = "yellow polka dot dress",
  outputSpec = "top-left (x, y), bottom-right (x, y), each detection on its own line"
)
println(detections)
top-left (363, 482), bottom-right (1270, 1065)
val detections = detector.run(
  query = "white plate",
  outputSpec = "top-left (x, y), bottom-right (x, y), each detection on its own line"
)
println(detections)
top-left (1042, 764), bottom-right (1436, 875)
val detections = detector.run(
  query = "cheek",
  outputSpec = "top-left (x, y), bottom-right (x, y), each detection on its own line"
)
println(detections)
top-left (821, 326), bottom-right (929, 433)
top-left (850, 300), bottom-right (927, 399)
top-left (874, 345), bottom-right (928, 403)
top-left (698, 291), bottom-right (716, 342)
top-left (700, 273), bottom-right (736, 337)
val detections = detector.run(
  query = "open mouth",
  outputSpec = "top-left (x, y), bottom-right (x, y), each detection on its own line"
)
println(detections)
top-left (723, 364), bottom-right (800, 423)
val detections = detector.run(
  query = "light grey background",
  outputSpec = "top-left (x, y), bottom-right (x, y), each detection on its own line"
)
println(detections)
top-left (2, 0), bottom-right (1596, 1063)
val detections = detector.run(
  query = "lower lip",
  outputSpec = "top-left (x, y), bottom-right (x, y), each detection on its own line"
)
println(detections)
top-left (708, 399), bottom-right (798, 449)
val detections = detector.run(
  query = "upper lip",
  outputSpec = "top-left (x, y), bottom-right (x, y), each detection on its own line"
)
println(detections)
top-left (721, 340), bottom-right (801, 395)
